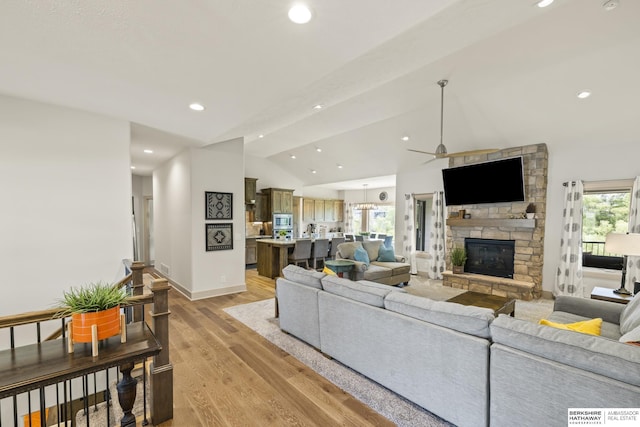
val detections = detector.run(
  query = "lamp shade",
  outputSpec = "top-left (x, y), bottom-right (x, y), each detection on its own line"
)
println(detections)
top-left (604, 233), bottom-right (640, 257)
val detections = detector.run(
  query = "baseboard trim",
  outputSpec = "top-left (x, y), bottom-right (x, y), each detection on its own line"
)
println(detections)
top-left (149, 268), bottom-right (246, 301)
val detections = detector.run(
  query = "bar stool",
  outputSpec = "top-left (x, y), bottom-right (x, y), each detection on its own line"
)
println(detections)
top-left (312, 239), bottom-right (329, 270)
top-left (288, 239), bottom-right (312, 269)
top-left (344, 234), bottom-right (354, 242)
top-left (328, 237), bottom-right (344, 260)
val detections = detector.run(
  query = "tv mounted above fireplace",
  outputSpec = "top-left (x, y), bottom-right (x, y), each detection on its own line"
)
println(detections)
top-left (442, 157), bottom-right (525, 206)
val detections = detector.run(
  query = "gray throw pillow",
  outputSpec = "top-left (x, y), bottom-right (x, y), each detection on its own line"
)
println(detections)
top-left (620, 293), bottom-right (640, 334)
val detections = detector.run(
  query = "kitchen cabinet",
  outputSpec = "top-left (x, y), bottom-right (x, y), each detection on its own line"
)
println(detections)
top-left (334, 200), bottom-right (344, 222)
top-left (324, 200), bottom-right (334, 222)
top-left (303, 199), bottom-right (315, 221)
top-left (245, 238), bottom-right (258, 264)
top-left (254, 193), bottom-right (266, 222)
top-left (314, 200), bottom-right (325, 222)
top-left (244, 178), bottom-right (257, 204)
top-left (262, 188), bottom-right (294, 217)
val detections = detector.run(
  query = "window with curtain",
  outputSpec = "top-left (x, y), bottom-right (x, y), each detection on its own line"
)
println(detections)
top-left (582, 179), bottom-right (632, 269)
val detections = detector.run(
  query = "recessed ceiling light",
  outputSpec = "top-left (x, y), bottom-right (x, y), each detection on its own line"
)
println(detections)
top-left (130, 166), bottom-right (136, 170)
top-left (316, 147), bottom-right (322, 152)
top-left (189, 103), bottom-right (205, 111)
top-left (258, 134), bottom-right (264, 138)
top-left (603, 0), bottom-right (619, 11)
top-left (290, 154), bottom-right (296, 159)
top-left (144, 149), bottom-right (153, 154)
top-left (337, 164), bottom-right (343, 169)
top-left (311, 169), bottom-right (317, 174)
top-left (288, 4), bottom-right (312, 24)
top-left (536, 0), bottom-right (554, 7)
top-left (313, 104), bottom-right (324, 110)
top-left (577, 90), bottom-right (591, 99)
top-left (401, 136), bottom-right (410, 141)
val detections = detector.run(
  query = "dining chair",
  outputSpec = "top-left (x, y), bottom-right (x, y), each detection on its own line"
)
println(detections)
top-left (355, 235), bottom-right (364, 242)
top-left (288, 239), bottom-right (312, 269)
top-left (377, 233), bottom-right (387, 241)
top-left (311, 239), bottom-right (329, 270)
top-left (345, 234), bottom-right (354, 242)
top-left (383, 235), bottom-right (392, 247)
top-left (369, 233), bottom-right (377, 239)
top-left (328, 237), bottom-right (345, 260)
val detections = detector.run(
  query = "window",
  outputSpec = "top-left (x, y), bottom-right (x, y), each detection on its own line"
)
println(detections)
top-left (582, 180), bottom-right (632, 269)
top-left (350, 204), bottom-right (395, 235)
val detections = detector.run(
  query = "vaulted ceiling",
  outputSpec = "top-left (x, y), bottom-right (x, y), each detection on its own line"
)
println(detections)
top-left (1, 0), bottom-right (638, 188)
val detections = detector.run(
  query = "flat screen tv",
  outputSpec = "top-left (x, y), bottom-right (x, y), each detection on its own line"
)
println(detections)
top-left (442, 157), bottom-right (525, 206)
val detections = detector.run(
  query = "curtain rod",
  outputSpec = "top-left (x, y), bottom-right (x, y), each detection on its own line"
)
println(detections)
top-left (562, 182), bottom-right (577, 187)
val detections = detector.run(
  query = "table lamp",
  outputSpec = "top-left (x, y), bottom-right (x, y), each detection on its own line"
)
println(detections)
top-left (604, 232), bottom-right (640, 295)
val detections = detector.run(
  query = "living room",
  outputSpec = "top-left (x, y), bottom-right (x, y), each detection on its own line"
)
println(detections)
top-left (1, 1), bottom-right (640, 426)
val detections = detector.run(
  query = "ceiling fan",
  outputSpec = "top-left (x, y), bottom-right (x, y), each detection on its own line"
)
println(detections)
top-left (408, 79), bottom-right (498, 160)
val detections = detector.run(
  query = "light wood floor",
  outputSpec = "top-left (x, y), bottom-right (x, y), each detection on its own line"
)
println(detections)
top-left (156, 269), bottom-right (394, 426)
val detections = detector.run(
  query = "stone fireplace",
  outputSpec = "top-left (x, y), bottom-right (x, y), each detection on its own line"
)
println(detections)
top-left (465, 238), bottom-right (515, 279)
top-left (442, 143), bottom-right (548, 300)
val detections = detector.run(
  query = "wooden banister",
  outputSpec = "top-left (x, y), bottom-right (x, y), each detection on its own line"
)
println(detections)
top-left (149, 278), bottom-right (173, 425)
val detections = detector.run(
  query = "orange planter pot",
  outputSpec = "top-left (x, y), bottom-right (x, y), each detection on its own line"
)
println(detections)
top-left (71, 306), bottom-right (121, 343)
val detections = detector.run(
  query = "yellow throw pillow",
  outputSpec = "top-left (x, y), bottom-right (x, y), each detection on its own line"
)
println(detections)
top-left (322, 266), bottom-right (337, 276)
top-left (539, 318), bottom-right (602, 336)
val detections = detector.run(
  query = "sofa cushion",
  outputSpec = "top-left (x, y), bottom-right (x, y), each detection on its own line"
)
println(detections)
top-left (539, 318), bottom-right (602, 336)
top-left (384, 292), bottom-right (495, 338)
top-left (619, 324), bottom-right (640, 344)
top-left (370, 261), bottom-right (410, 276)
top-left (362, 240), bottom-right (383, 263)
top-left (356, 280), bottom-right (407, 293)
top-left (620, 293), bottom-right (640, 334)
top-left (354, 246), bottom-right (370, 265)
top-left (377, 245), bottom-right (396, 262)
top-left (321, 275), bottom-right (392, 307)
top-left (547, 311), bottom-right (621, 339)
top-left (337, 242), bottom-right (363, 260)
top-left (490, 315), bottom-right (640, 387)
top-left (362, 264), bottom-right (392, 281)
top-left (282, 264), bottom-right (325, 289)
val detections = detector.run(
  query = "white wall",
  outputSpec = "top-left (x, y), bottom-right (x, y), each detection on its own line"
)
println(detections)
top-left (0, 95), bottom-right (132, 317)
top-left (395, 141), bottom-right (640, 294)
top-left (245, 154), bottom-right (304, 195)
top-left (154, 139), bottom-right (245, 299)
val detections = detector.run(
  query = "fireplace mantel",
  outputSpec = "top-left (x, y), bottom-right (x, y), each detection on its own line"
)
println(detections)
top-left (446, 218), bottom-right (535, 229)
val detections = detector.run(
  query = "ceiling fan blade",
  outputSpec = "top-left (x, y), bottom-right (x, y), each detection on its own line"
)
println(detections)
top-left (445, 148), bottom-right (500, 158)
top-left (407, 148), bottom-right (437, 156)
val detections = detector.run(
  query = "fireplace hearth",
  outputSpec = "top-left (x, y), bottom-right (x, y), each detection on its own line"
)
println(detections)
top-left (465, 238), bottom-right (515, 279)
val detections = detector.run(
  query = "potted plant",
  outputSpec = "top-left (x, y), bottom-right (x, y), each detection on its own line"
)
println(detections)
top-left (278, 229), bottom-right (288, 240)
top-left (525, 203), bottom-right (536, 219)
top-left (57, 281), bottom-right (131, 343)
top-left (451, 247), bottom-right (467, 274)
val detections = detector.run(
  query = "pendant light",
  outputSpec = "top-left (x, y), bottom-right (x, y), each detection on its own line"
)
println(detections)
top-left (355, 184), bottom-right (378, 210)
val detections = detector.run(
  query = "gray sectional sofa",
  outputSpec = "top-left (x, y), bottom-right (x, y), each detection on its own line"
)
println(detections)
top-left (335, 240), bottom-right (411, 286)
top-left (275, 265), bottom-right (640, 427)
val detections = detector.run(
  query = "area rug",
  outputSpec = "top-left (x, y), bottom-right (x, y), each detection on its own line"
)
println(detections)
top-left (224, 298), bottom-right (454, 427)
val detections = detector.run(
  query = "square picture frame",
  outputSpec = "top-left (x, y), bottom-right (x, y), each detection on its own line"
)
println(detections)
top-left (205, 191), bottom-right (233, 220)
top-left (206, 223), bottom-right (233, 251)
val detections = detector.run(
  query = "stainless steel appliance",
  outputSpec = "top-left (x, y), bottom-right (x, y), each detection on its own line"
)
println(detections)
top-left (272, 213), bottom-right (293, 239)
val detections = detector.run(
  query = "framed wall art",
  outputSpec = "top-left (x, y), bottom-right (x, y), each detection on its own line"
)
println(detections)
top-left (206, 223), bottom-right (233, 251)
top-left (205, 191), bottom-right (233, 220)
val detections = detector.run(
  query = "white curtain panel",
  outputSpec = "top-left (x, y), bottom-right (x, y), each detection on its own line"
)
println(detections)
top-left (554, 180), bottom-right (584, 296)
top-left (626, 176), bottom-right (640, 288)
top-left (345, 202), bottom-right (354, 233)
top-left (403, 194), bottom-right (417, 274)
top-left (427, 192), bottom-right (446, 279)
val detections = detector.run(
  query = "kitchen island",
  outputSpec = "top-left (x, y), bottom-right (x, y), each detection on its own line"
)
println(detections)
top-left (256, 238), bottom-right (296, 279)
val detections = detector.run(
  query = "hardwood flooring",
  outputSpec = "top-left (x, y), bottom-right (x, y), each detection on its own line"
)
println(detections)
top-left (156, 269), bottom-right (394, 426)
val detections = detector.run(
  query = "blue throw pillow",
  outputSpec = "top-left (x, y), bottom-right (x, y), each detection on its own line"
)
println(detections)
top-left (378, 245), bottom-right (396, 262)
top-left (354, 246), bottom-right (370, 265)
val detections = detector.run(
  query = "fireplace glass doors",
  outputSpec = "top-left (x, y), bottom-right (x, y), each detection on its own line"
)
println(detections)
top-left (464, 238), bottom-right (515, 279)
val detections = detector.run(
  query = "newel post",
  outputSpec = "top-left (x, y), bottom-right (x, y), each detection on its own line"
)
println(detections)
top-left (149, 278), bottom-right (173, 424)
top-left (130, 261), bottom-right (145, 322)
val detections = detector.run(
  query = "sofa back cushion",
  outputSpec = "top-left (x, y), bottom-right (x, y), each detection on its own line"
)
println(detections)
top-left (384, 292), bottom-right (495, 338)
top-left (337, 242), bottom-right (363, 260)
top-left (620, 293), bottom-right (640, 334)
top-left (321, 275), bottom-right (392, 307)
top-left (282, 264), bottom-right (325, 289)
top-left (362, 240), bottom-right (383, 263)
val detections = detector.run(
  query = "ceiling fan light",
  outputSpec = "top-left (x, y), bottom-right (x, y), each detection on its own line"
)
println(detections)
top-left (435, 144), bottom-right (448, 155)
